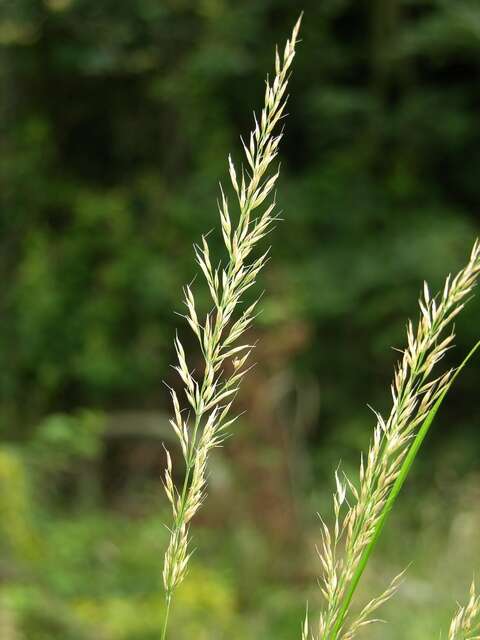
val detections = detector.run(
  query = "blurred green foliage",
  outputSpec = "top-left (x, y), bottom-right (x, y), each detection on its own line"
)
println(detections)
top-left (1, 0), bottom-right (480, 637)
top-left (1, 0), bottom-right (479, 434)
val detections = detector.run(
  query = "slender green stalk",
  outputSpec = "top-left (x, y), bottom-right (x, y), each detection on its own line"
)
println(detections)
top-left (328, 339), bottom-right (480, 640)
top-left (161, 596), bottom-right (171, 640)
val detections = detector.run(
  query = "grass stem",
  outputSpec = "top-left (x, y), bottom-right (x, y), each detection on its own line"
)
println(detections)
top-left (161, 595), bottom-right (171, 640)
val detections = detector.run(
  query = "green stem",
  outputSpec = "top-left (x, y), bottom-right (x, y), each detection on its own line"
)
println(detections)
top-left (329, 339), bottom-right (480, 639)
top-left (161, 595), bottom-right (172, 640)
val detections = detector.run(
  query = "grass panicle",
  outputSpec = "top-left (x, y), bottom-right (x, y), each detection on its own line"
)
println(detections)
top-left (161, 15), bottom-right (302, 639)
top-left (303, 239), bottom-right (480, 640)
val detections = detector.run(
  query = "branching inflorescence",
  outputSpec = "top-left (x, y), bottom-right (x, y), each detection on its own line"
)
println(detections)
top-left (303, 240), bottom-right (480, 639)
top-left (161, 16), bottom-right (302, 639)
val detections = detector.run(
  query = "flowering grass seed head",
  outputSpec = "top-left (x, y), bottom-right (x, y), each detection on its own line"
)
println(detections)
top-left (161, 15), bottom-right (302, 616)
top-left (304, 239), bottom-right (480, 640)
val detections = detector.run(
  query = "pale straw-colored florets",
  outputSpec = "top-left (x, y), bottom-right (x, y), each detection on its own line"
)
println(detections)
top-left (448, 580), bottom-right (480, 640)
top-left (304, 239), bottom-right (480, 640)
top-left (161, 15), bottom-right (302, 612)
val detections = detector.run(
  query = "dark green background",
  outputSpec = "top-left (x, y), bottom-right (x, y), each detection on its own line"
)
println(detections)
top-left (0, 1), bottom-right (479, 638)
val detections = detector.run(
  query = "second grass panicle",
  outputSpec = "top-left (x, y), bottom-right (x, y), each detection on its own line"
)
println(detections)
top-left (303, 240), bottom-right (480, 640)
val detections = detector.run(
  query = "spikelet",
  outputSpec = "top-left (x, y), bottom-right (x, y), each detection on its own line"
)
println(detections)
top-left (448, 580), bottom-right (480, 640)
top-left (162, 15), bottom-right (302, 608)
top-left (304, 239), bottom-right (480, 639)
